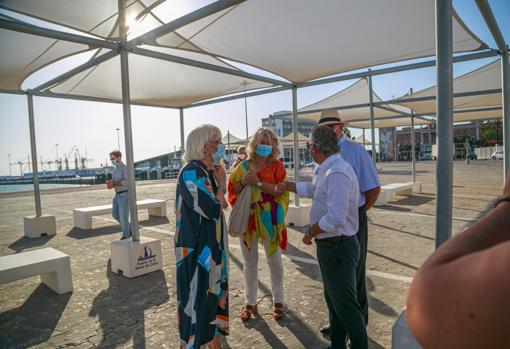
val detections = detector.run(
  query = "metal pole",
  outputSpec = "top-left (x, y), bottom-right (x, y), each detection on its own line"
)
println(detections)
top-left (291, 85), bottom-right (300, 206)
top-left (501, 51), bottom-right (510, 180)
top-left (8, 154), bottom-right (11, 176)
top-left (244, 89), bottom-right (249, 140)
top-left (179, 107), bottom-right (185, 155)
top-left (435, 0), bottom-right (454, 248)
top-left (411, 111), bottom-right (416, 183)
top-left (362, 129), bottom-right (366, 148)
top-left (27, 93), bottom-right (42, 217)
top-left (116, 128), bottom-right (120, 150)
top-left (119, 0), bottom-right (139, 241)
top-left (367, 72), bottom-right (377, 165)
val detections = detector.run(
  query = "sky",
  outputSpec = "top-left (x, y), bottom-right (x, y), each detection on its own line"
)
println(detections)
top-left (0, 0), bottom-right (509, 176)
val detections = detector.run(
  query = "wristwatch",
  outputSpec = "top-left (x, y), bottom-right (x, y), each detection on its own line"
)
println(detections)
top-left (256, 181), bottom-right (263, 188)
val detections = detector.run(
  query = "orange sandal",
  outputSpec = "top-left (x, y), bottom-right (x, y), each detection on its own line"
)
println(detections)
top-left (273, 303), bottom-right (285, 320)
top-left (240, 304), bottom-right (258, 322)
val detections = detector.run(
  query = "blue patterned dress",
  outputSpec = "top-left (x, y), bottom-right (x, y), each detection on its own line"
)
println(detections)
top-left (175, 160), bottom-right (229, 348)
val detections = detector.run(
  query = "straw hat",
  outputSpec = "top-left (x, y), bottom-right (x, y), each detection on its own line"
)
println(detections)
top-left (318, 109), bottom-right (343, 127)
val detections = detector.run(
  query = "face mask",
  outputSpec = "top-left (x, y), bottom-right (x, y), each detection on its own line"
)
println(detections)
top-left (111, 159), bottom-right (117, 165)
top-left (238, 154), bottom-right (246, 160)
top-left (212, 143), bottom-right (225, 165)
top-left (256, 144), bottom-right (273, 157)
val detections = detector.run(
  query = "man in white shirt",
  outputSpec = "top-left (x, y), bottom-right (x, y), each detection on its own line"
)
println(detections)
top-left (286, 126), bottom-right (367, 349)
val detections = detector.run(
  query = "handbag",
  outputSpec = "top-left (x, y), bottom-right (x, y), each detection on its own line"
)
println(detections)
top-left (228, 185), bottom-right (252, 237)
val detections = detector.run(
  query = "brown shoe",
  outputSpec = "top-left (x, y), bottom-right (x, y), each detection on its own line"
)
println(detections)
top-left (240, 304), bottom-right (258, 322)
top-left (273, 303), bottom-right (285, 320)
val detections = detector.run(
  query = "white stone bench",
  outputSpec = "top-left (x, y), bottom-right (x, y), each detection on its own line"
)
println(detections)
top-left (374, 182), bottom-right (422, 206)
top-left (0, 247), bottom-right (73, 294)
top-left (73, 198), bottom-right (167, 229)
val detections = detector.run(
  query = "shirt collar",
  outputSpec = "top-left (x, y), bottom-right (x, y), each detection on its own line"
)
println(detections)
top-left (338, 135), bottom-right (347, 145)
top-left (316, 153), bottom-right (340, 173)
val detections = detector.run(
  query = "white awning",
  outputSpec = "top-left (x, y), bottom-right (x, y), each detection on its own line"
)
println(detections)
top-left (48, 46), bottom-right (274, 108)
top-left (298, 78), bottom-right (412, 123)
top-left (398, 60), bottom-right (504, 115)
top-left (0, 17), bottom-right (90, 91)
top-left (156, 0), bottom-right (487, 82)
top-left (0, 0), bottom-right (163, 40)
top-left (348, 117), bottom-right (431, 129)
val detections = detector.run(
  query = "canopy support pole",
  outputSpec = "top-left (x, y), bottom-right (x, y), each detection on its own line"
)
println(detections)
top-left (27, 93), bottom-right (42, 217)
top-left (411, 111), bottom-right (416, 183)
top-left (367, 72), bottom-right (377, 165)
top-left (292, 85), bottom-right (300, 206)
top-left (435, 0), bottom-right (454, 248)
top-left (180, 107), bottom-right (185, 155)
top-left (501, 52), bottom-right (509, 180)
top-left (119, 1), bottom-right (139, 241)
top-left (362, 129), bottom-right (366, 147)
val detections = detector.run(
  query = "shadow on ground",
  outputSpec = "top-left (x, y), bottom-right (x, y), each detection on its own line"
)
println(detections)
top-left (228, 252), bottom-right (329, 349)
top-left (0, 284), bottom-right (71, 347)
top-left (89, 259), bottom-right (169, 348)
top-left (8, 235), bottom-right (55, 253)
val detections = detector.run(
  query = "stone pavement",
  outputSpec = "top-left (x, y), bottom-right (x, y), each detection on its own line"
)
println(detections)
top-left (0, 160), bottom-right (504, 348)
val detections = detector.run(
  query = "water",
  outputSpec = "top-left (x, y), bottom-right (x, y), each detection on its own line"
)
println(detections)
top-left (0, 183), bottom-right (88, 193)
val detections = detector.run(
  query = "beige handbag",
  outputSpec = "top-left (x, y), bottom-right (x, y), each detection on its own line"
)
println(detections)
top-left (228, 185), bottom-right (252, 237)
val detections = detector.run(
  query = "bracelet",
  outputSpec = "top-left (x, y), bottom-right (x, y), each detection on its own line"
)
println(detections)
top-left (217, 185), bottom-right (226, 193)
top-left (494, 196), bottom-right (510, 208)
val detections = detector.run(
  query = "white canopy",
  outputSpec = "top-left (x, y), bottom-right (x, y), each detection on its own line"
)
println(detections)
top-left (158, 0), bottom-right (486, 82)
top-left (0, 0), bottom-right (488, 108)
top-left (222, 133), bottom-right (244, 145)
top-left (280, 132), bottom-right (309, 145)
top-left (0, 17), bottom-right (90, 91)
top-left (0, 0), bottom-right (163, 40)
top-left (47, 46), bottom-right (273, 107)
top-left (348, 117), bottom-right (431, 129)
top-left (297, 78), bottom-right (416, 126)
top-left (398, 60), bottom-right (504, 117)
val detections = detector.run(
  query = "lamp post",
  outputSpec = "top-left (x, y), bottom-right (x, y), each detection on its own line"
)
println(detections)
top-left (8, 154), bottom-right (11, 177)
top-left (55, 144), bottom-right (60, 171)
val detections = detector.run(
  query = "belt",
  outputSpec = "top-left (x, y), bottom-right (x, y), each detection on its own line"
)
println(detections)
top-left (315, 235), bottom-right (350, 245)
top-left (116, 190), bottom-right (128, 194)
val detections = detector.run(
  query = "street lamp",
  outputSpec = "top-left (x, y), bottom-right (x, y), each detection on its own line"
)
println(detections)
top-left (55, 144), bottom-right (60, 170)
top-left (116, 128), bottom-right (121, 150)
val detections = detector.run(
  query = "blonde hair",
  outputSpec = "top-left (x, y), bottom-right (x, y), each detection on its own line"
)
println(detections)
top-left (247, 128), bottom-right (280, 161)
top-left (183, 124), bottom-right (222, 162)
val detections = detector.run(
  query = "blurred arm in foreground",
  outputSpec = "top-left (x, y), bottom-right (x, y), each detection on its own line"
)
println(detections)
top-left (406, 172), bottom-right (510, 349)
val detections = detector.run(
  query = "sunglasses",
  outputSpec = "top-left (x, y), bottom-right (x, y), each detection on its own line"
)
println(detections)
top-left (306, 142), bottom-right (315, 150)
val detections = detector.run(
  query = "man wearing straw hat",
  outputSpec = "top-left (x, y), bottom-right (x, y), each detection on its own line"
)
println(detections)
top-left (318, 109), bottom-right (381, 334)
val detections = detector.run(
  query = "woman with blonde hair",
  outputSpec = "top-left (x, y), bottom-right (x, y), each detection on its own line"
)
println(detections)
top-left (227, 127), bottom-right (289, 321)
top-left (175, 124), bottom-right (229, 349)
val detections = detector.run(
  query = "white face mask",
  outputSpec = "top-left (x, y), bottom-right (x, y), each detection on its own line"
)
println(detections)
top-left (238, 154), bottom-right (246, 160)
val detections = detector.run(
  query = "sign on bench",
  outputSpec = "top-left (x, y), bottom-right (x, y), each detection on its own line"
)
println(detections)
top-left (73, 199), bottom-right (167, 229)
top-left (374, 182), bottom-right (422, 206)
top-left (0, 247), bottom-right (73, 294)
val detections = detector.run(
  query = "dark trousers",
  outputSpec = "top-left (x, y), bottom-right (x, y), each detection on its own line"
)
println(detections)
top-left (317, 236), bottom-right (368, 349)
top-left (356, 206), bottom-right (369, 325)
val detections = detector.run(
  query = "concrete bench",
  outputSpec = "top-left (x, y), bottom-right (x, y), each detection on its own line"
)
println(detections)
top-left (0, 247), bottom-right (73, 294)
top-left (374, 182), bottom-right (422, 206)
top-left (73, 199), bottom-right (167, 229)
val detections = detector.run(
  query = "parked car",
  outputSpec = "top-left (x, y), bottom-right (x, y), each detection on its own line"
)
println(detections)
top-left (491, 151), bottom-right (504, 160)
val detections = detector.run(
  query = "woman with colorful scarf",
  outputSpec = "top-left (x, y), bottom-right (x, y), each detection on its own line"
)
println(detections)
top-left (227, 128), bottom-right (289, 321)
top-left (175, 124), bottom-right (229, 349)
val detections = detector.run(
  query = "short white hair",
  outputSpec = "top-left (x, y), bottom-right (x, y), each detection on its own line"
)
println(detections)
top-left (184, 124), bottom-right (222, 162)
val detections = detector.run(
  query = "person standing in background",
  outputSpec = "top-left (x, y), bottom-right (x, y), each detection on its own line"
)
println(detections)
top-left (106, 150), bottom-right (131, 240)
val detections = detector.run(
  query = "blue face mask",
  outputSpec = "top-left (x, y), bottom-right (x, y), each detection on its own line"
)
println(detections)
top-left (111, 159), bottom-right (117, 166)
top-left (212, 143), bottom-right (225, 165)
top-left (256, 144), bottom-right (273, 157)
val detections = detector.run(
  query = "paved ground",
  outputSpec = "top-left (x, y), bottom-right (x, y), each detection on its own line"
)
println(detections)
top-left (0, 160), bottom-right (505, 349)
